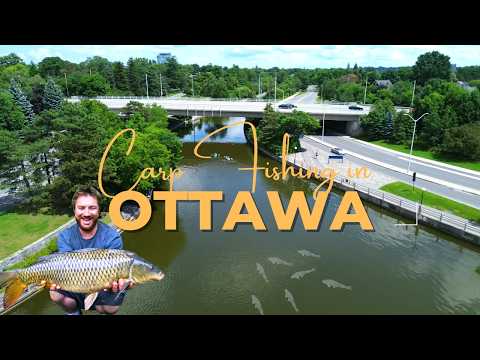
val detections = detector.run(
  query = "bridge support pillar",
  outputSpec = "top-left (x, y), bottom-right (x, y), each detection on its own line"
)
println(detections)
top-left (345, 119), bottom-right (362, 137)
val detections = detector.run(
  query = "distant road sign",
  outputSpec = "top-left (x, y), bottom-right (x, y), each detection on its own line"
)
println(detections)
top-left (328, 155), bottom-right (344, 164)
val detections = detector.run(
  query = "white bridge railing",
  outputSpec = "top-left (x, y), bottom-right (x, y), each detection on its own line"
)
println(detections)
top-left (334, 174), bottom-right (480, 238)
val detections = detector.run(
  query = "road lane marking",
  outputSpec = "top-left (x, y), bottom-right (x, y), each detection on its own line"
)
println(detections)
top-left (397, 156), bottom-right (480, 181)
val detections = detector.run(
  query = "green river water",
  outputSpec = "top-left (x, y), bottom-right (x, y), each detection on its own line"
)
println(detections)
top-left (10, 117), bottom-right (480, 315)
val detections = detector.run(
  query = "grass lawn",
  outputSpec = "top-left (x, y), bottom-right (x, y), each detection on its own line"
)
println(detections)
top-left (0, 212), bottom-right (70, 260)
top-left (370, 140), bottom-right (480, 172)
top-left (380, 182), bottom-right (480, 223)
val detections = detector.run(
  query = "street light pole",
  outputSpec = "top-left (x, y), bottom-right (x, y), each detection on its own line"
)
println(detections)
top-left (190, 74), bottom-right (196, 97)
top-left (404, 112), bottom-right (429, 174)
top-left (145, 74), bottom-right (149, 98)
top-left (322, 112), bottom-right (326, 142)
top-left (64, 73), bottom-right (69, 97)
top-left (321, 83), bottom-right (324, 103)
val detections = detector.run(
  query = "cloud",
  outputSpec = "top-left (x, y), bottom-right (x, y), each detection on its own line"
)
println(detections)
top-left (27, 47), bottom-right (63, 62)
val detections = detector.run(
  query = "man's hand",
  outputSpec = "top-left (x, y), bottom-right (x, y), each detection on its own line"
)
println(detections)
top-left (43, 280), bottom-right (60, 291)
top-left (106, 279), bottom-right (135, 292)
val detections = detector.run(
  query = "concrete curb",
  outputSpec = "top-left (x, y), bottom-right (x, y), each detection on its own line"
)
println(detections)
top-left (305, 136), bottom-right (480, 198)
top-left (347, 136), bottom-right (480, 177)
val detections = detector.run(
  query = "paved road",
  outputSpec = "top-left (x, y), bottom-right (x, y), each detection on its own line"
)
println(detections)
top-left (288, 89), bottom-right (319, 105)
top-left (69, 97), bottom-right (374, 119)
top-left (303, 136), bottom-right (480, 209)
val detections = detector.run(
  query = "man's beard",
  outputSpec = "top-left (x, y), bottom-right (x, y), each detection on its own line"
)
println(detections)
top-left (76, 216), bottom-right (98, 232)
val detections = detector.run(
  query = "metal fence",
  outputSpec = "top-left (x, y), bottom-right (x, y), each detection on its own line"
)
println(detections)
top-left (334, 174), bottom-right (480, 237)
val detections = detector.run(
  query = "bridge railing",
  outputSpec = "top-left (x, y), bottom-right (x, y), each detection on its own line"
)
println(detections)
top-left (68, 96), bottom-right (271, 102)
top-left (332, 173), bottom-right (480, 238)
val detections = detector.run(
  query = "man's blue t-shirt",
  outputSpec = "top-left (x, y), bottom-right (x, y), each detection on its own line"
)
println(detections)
top-left (57, 221), bottom-right (123, 253)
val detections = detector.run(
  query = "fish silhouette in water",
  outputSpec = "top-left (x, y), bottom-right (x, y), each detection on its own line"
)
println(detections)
top-left (298, 249), bottom-right (321, 258)
top-left (322, 279), bottom-right (352, 290)
top-left (268, 257), bottom-right (293, 266)
top-left (291, 268), bottom-right (316, 280)
top-left (256, 263), bottom-right (269, 283)
top-left (251, 295), bottom-right (264, 315)
top-left (285, 289), bottom-right (299, 312)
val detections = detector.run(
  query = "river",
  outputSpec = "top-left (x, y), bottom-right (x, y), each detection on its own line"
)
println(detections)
top-left (10, 116), bottom-right (480, 314)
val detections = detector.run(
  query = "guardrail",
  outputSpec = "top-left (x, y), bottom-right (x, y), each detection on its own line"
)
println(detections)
top-left (334, 173), bottom-right (480, 238)
top-left (69, 96), bottom-right (271, 102)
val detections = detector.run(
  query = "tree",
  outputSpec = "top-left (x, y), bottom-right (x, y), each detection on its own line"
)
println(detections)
top-left (112, 61), bottom-right (129, 92)
top-left (38, 57), bottom-right (68, 78)
top-left (43, 78), bottom-right (64, 110)
top-left (392, 111), bottom-right (413, 144)
top-left (257, 103), bottom-right (281, 153)
top-left (9, 78), bottom-right (34, 123)
top-left (0, 91), bottom-right (26, 131)
top-left (0, 53), bottom-right (23, 67)
top-left (437, 122), bottom-right (480, 160)
top-left (413, 51), bottom-right (452, 85)
top-left (360, 99), bottom-right (395, 140)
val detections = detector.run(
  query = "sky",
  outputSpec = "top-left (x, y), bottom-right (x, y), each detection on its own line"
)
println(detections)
top-left (1, 45), bottom-right (480, 69)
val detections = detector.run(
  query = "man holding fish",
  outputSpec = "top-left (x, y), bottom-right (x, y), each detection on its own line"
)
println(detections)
top-left (49, 186), bottom-right (135, 315)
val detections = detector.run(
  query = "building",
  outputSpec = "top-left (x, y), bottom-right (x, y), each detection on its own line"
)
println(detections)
top-left (457, 81), bottom-right (475, 92)
top-left (374, 80), bottom-right (393, 88)
top-left (157, 53), bottom-right (172, 64)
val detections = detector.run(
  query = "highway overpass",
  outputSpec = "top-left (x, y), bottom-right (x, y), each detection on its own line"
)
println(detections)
top-left (67, 96), bottom-right (410, 136)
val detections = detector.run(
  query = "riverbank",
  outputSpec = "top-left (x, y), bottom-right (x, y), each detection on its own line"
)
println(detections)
top-left (242, 123), bottom-right (480, 245)
top-left (0, 212), bottom-right (70, 259)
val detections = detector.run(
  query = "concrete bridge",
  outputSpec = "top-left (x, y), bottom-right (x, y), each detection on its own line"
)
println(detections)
top-left (67, 96), bottom-right (410, 136)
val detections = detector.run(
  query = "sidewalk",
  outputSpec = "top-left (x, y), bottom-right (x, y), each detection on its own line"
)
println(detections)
top-left (306, 136), bottom-right (480, 197)
top-left (288, 137), bottom-right (397, 190)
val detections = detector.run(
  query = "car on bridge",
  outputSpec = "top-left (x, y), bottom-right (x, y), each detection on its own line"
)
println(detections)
top-left (331, 147), bottom-right (346, 156)
top-left (348, 105), bottom-right (364, 110)
top-left (278, 103), bottom-right (297, 109)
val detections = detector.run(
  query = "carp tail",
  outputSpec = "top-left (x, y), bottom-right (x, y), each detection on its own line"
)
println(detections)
top-left (0, 272), bottom-right (27, 310)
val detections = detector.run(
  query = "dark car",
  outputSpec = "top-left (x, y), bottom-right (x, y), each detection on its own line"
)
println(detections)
top-left (348, 105), bottom-right (363, 110)
top-left (331, 147), bottom-right (346, 156)
top-left (278, 103), bottom-right (297, 109)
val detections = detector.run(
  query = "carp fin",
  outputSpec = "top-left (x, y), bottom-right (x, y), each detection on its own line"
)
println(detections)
top-left (84, 292), bottom-right (99, 311)
top-left (37, 254), bottom-right (58, 263)
top-left (114, 280), bottom-right (131, 301)
top-left (0, 271), bottom-right (17, 288)
top-left (3, 277), bottom-right (27, 310)
top-left (72, 248), bottom-right (100, 253)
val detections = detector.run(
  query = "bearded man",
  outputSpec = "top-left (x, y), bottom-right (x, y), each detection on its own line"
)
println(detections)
top-left (49, 186), bottom-right (134, 315)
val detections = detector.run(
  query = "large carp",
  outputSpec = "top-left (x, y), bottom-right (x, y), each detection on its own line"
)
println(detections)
top-left (0, 248), bottom-right (164, 310)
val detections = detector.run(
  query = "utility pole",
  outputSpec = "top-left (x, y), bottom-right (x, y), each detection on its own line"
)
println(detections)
top-left (363, 77), bottom-right (368, 104)
top-left (274, 73), bottom-right (277, 103)
top-left (159, 73), bottom-right (163, 97)
top-left (145, 74), bottom-right (149, 98)
top-left (410, 80), bottom-right (416, 109)
top-left (258, 75), bottom-right (261, 97)
top-left (64, 73), bottom-right (69, 97)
